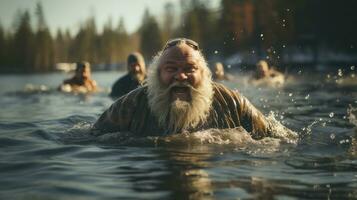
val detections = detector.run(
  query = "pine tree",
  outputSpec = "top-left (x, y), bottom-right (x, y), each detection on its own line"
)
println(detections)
top-left (13, 10), bottom-right (34, 72)
top-left (139, 9), bottom-right (163, 60)
top-left (34, 2), bottom-right (54, 72)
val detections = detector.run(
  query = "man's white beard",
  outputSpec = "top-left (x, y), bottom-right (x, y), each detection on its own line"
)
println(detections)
top-left (147, 69), bottom-right (214, 134)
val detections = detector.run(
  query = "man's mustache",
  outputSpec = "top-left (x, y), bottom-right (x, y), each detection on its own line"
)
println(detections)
top-left (167, 82), bottom-right (206, 96)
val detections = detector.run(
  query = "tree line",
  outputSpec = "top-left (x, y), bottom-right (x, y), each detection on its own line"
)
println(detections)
top-left (0, 0), bottom-right (356, 73)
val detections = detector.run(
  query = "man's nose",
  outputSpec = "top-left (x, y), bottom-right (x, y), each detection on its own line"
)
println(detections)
top-left (133, 65), bottom-right (140, 72)
top-left (175, 71), bottom-right (188, 81)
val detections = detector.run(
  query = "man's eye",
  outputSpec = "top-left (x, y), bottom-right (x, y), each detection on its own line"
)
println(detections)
top-left (185, 67), bottom-right (196, 73)
top-left (166, 67), bottom-right (176, 72)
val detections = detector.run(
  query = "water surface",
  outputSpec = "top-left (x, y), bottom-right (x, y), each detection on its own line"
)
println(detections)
top-left (0, 70), bottom-right (356, 200)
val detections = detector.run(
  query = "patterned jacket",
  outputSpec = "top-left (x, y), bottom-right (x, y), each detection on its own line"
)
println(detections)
top-left (94, 82), bottom-right (272, 139)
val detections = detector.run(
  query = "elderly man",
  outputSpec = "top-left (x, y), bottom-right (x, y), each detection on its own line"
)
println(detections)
top-left (94, 38), bottom-right (274, 139)
top-left (110, 52), bottom-right (146, 98)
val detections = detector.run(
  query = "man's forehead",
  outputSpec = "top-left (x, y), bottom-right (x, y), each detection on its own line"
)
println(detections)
top-left (159, 44), bottom-right (201, 63)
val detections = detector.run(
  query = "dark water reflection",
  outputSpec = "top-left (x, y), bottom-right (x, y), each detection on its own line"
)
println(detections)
top-left (0, 70), bottom-right (356, 199)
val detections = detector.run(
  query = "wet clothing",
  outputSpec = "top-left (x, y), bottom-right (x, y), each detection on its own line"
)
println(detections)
top-left (94, 82), bottom-right (273, 139)
top-left (110, 74), bottom-right (144, 98)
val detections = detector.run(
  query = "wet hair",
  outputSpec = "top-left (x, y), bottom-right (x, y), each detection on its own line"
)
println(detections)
top-left (162, 38), bottom-right (199, 51)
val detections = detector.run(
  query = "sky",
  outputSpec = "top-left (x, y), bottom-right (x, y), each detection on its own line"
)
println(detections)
top-left (0, 0), bottom-right (219, 35)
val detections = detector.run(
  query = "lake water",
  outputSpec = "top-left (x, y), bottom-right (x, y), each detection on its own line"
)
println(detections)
top-left (0, 69), bottom-right (356, 200)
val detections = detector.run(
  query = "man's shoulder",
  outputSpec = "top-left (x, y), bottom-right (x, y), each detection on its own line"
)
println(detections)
top-left (111, 74), bottom-right (140, 98)
top-left (212, 82), bottom-right (237, 95)
top-left (115, 85), bottom-right (148, 103)
top-left (115, 74), bottom-right (131, 84)
top-left (212, 82), bottom-right (243, 103)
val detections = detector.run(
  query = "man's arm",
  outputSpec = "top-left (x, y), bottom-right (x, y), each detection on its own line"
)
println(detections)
top-left (93, 87), bottom-right (146, 135)
top-left (234, 93), bottom-right (272, 139)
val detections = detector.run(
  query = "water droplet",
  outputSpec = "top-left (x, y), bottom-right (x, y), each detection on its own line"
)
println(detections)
top-left (338, 69), bottom-right (343, 77)
top-left (329, 112), bottom-right (334, 118)
top-left (305, 94), bottom-right (310, 100)
top-left (330, 133), bottom-right (335, 140)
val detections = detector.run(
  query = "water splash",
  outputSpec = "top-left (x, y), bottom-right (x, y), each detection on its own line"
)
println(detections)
top-left (23, 84), bottom-right (50, 93)
top-left (301, 120), bottom-right (318, 138)
top-left (329, 112), bottom-right (334, 118)
top-left (94, 124), bottom-right (298, 154)
top-left (61, 122), bottom-right (95, 144)
top-left (266, 111), bottom-right (299, 144)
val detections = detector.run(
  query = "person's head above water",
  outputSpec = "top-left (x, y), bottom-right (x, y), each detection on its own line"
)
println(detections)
top-left (127, 52), bottom-right (146, 82)
top-left (256, 60), bottom-right (270, 76)
top-left (213, 62), bottom-right (225, 80)
top-left (75, 61), bottom-right (91, 80)
top-left (147, 38), bottom-right (213, 133)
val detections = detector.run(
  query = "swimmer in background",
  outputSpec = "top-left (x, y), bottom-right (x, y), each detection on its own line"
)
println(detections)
top-left (110, 52), bottom-right (146, 99)
top-left (212, 62), bottom-right (233, 81)
top-left (58, 61), bottom-right (98, 93)
top-left (250, 60), bottom-right (285, 87)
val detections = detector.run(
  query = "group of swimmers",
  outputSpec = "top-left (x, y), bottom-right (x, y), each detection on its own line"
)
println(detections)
top-left (58, 52), bottom-right (285, 96)
top-left (58, 38), bottom-right (293, 139)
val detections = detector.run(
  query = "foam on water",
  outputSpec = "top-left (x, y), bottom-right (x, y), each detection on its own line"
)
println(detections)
top-left (61, 110), bottom-right (300, 154)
